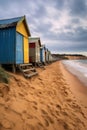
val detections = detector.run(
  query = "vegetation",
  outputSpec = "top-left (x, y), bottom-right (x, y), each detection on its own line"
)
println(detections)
top-left (52, 54), bottom-right (69, 60)
top-left (52, 53), bottom-right (86, 57)
top-left (0, 66), bottom-right (10, 84)
top-left (52, 54), bottom-right (87, 60)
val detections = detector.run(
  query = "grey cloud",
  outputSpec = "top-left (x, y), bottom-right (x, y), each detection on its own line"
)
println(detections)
top-left (64, 25), bottom-right (73, 30)
top-left (34, 23), bottom-right (52, 33)
top-left (54, 0), bottom-right (66, 9)
top-left (0, 0), bottom-right (39, 18)
top-left (69, 0), bottom-right (87, 17)
top-left (71, 18), bottom-right (81, 24)
top-left (0, 0), bottom-right (87, 54)
top-left (74, 27), bottom-right (87, 41)
top-left (41, 25), bottom-right (87, 42)
top-left (47, 41), bottom-right (87, 52)
top-left (31, 5), bottom-right (47, 18)
top-left (0, 0), bottom-right (10, 7)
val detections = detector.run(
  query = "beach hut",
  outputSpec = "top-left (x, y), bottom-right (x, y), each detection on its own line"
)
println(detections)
top-left (29, 37), bottom-right (41, 65)
top-left (40, 45), bottom-right (46, 64)
top-left (0, 16), bottom-right (31, 72)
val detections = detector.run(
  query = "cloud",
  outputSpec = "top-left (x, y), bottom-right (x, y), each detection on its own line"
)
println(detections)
top-left (46, 40), bottom-right (87, 53)
top-left (0, 0), bottom-right (87, 54)
top-left (70, 18), bottom-right (81, 24)
top-left (69, 0), bottom-right (87, 17)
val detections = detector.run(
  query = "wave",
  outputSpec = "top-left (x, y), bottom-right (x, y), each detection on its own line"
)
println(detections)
top-left (62, 60), bottom-right (87, 86)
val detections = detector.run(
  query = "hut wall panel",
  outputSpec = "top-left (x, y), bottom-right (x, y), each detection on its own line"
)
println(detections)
top-left (49, 53), bottom-right (52, 62)
top-left (24, 37), bottom-right (29, 63)
top-left (46, 50), bottom-right (47, 62)
top-left (45, 50), bottom-right (46, 62)
top-left (46, 50), bottom-right (49, 62)
top-left (36, 42), bottom-right (40, 62)
top-left (40, 49), bottom-right (43, 62)
top-left (42, 48), bottom-right (45, 62)
top-left (0, 27), bottom-right (15, 64)
top-left (16, 32), bottom-right (23, 64)
top-left (40, 49), bottom-right (45, 62)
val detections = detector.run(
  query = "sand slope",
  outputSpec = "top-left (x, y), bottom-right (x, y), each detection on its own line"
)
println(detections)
top-left (0, 61), bottom-right (87, 130)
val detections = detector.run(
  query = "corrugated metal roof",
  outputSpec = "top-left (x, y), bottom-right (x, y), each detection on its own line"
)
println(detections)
top-left (0, 16), bottom-right (23, 25)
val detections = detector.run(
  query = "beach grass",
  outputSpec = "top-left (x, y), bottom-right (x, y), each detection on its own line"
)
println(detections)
top-left (0, 66), bottom-right (10, 84)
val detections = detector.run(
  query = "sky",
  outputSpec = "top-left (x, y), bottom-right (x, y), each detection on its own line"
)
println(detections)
top-left (0, 0), bottom-right (87, 55)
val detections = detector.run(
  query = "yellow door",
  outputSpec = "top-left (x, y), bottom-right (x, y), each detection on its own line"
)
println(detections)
top-left (24, 37), bottom-right (29, 63)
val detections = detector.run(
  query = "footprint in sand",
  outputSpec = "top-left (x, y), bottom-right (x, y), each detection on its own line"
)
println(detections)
top-left (31, 101), bottom-right (38, 110)
top-left (41, 109), bottom-right (54, 127)
top-left (56, 110), bottom-right (60, 116)
top-left (32, 101), bottom-right (37, 105)
top-left (56, 104), bottom-right (62, 111)
top-left (0, 84), bottom-right (9, 97)
top-left (41, 109), bottom-right (48, 115)
top-left (44, 119), bottom-right (49, 127)
top-left (57, 119), bottom-right (71, 130)
top-left (24, 124), bottom-right (35, 130)
top-left (30, 86), bottom-right (35, 90)
top-left (25, 122), bottom-right (45, 130)
top-left (70, 102), bottom-right (86, 118)
top-left (21, 113), bottom-right (33, 121)
top-left (0, 119), bottom-right (14, 129)
top-left (46, 115), bottom-right (54, 124)
top-left (33, 106), bottom-right (38, 110)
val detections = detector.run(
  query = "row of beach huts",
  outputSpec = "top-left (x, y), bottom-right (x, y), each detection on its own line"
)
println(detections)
top-left (0, 16), bottom-right (56, 78)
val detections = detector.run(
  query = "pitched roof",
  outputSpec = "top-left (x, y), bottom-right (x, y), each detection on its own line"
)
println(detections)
top-left (0, 16), bottom-right (23, 25)
top-left (0, 16), bottom-right (31, 36)
top-left (29, 37), bottom-right (41, 46)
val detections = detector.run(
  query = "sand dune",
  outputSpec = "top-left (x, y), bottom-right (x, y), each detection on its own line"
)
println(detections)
top-left (0, 61), bottom-right (87, 130)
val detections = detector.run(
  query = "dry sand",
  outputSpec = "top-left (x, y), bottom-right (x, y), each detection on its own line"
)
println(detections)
top-left (0, 61), bottom-right (87, 130)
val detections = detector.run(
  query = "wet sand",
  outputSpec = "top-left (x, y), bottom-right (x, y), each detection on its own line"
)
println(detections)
top-left (60, 62), bottom-right (87, 106)
top-left (0, 61), bottom-right (87, 130)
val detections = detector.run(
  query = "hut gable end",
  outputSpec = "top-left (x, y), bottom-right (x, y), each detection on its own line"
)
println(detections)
top-left (16, 20), bottom-right (29, 37)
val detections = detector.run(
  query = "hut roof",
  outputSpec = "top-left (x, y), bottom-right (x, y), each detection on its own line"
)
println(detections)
top-left (0, 16), bottom-right (31, 36)
top-left (40, 44), bottom-right (45, 49)
top-left (29, 37), bottom-right (41, 46)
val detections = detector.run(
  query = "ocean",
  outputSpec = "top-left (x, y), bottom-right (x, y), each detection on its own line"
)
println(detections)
top-left (62, 60), bottom-right (87, 86)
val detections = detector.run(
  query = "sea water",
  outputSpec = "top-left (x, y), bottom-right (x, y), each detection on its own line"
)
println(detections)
top-left (62, 60), bottom-right (87, 86)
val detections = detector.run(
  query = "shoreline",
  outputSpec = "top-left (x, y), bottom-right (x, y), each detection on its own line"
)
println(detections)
top-left (61, 60), bottom-right (87, 87)
top-left (60, 61), bottom-right (87, 107)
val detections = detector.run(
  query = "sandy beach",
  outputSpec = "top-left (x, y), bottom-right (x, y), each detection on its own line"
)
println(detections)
top-left (0, 61), bottom-right (87, 130)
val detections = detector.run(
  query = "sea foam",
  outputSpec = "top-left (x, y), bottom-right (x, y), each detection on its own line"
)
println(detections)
top-left (62, 60), bottom-right (87, 86)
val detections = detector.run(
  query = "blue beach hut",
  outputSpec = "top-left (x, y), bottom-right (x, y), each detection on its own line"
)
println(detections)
top-left (0, 16), bottom-right (31, 71)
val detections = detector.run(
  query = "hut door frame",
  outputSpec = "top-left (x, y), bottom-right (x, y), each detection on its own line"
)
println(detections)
top-left (16, 32), bottom-right (24, 64)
